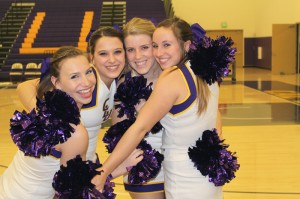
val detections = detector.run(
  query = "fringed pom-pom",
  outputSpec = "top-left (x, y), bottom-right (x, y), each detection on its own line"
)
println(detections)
top-left (102, 119), bottom-right (134, 153)
top-left (188, 129), bottom-right (240, 186)
top-left (114, 75), bottom-right (152, 119)
top-left (188, 36), bottom-right (237, 85)
top-left (53, 155), bottom-right (116, 199)
top-left (10, 109), bottom-right (52, 157)
top-left (10, 89), bottom-right (80, 158)
top-left (43, 89), bottom-right (80, 126)
top-left (128, 140), bottom-right (164, 184)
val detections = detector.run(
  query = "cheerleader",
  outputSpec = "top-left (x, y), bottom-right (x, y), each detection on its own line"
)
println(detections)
top-left (107, 17), bottom-right (165, 199)
top-left (0, 46), bottom-right (96, 198)
top-left (16, 27), bottom-right (126, 164)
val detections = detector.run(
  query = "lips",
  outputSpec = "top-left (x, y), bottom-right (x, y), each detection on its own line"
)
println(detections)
top-left (135, 60), bottom-right (147, 66)
top-left (157, 58), bottom-right (168, 66)
top-left (106, 65), bottom-right (119, 71)
top-left (78, 88), bottom-right (93, 99)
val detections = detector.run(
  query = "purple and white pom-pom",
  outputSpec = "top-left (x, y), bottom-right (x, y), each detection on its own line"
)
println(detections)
top-left (188, 129), bottom-right (240, 186)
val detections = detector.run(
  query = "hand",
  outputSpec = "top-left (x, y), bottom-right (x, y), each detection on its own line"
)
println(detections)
top-left (111, 149), bottom-right (144, 178)
top-left (91, 168), bottom-right (107, 192)
top-left (120, 148), bottom-right (144, 170)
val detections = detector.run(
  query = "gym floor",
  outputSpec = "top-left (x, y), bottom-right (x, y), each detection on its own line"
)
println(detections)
top-left (1, 67), bottom-right (299, 199)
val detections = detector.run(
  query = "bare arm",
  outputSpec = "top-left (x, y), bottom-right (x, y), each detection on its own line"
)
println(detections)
top-left (109, 149), bottom-right (143, 178)
top-left (16, 78), bottom-right (39, 111)
top-left (57, 123), bottom-right (88, 166)
top-left (92, 69), bottom-right (182, 190)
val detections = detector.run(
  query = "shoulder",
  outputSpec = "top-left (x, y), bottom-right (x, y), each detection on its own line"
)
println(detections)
top-left (56, 123), bottom-right (88, 152)
top-left (156, 66), bottom-right (185, 88)
top-left (71, 123), bottom-right (89, 142)
top-left (17, 78), bottom-right (39, 92)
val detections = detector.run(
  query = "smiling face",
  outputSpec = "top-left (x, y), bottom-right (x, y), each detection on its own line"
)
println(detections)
top-left (124, 34), bottom-right (156, 76)
top-left (51, 55), bottom-right (96, 108)
top-left (152, 27), bottom-right (184, 70)
top-left (91, 36), bottom-right (125, 87)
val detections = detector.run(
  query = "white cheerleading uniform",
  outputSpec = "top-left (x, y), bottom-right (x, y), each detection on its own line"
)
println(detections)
top-left (81, 68), bottom-right (116, 162)
top-left (0, 150), bottom-right (59, 199)
top-left (160, 64), bottom-right (222, 199)
top-left (122, 72), bottom-right (164, 194)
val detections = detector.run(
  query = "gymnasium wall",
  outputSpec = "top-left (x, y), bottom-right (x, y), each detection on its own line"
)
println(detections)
top-left (172, 0), bottom-right (300, 37)
top-left (172, 0), bottom-right (300, 69)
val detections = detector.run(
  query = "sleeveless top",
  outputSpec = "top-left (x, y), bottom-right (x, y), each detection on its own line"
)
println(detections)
top-left (161, 64), bottom-right (219, 163)
top-left (81, 68), bottom-right (116, 162)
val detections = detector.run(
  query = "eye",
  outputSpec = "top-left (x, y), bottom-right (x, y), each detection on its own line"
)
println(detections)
top-left (114, 49), bottom-right (123, 54)
top-left (163, 43), bottom-right (171, 48)
top-left (99, 51), bottom-right (107, 56)
top-left (70, 74), bottom-right (79, 79)
top-left (152, 43), bottom-right (158, 48)
top-left (126, 48), bottom-right (134, 53)
top-left (86, 68), bottom-right (93, 74)
top-left (141, 45), bottom-right (150, 50)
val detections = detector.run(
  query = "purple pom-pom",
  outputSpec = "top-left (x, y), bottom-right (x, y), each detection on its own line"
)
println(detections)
top-left (128, 140), bottom-right (164, 184)
top-left (53, 155), bottom-right (116, 199)
top-left (104, 74), bottom-right (164, 184)
top-left (188, 36), bottom-right (237, 85)
top-left (10, 89), bottom-right (80, 158)
top-left (114, 75), bottom-right (152, 119)
top-left (188, 129), bottom-right (240, 186)
top-left (102, 119), bottom-right (134, 153)
top-left (43, 90), bottom-right (80, 126)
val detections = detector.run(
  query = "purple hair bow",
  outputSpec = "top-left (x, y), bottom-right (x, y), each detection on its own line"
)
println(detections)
top-left (191, 23), bottom-right (206, 44)
top-left (112, 24), bottom-right (122, 33)
top-left (40, 57), bottom-right (51, 82)
top-left (149, 17), bottom-right (158, 26)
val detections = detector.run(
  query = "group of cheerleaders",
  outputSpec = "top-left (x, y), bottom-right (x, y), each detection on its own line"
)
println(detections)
top-left (0, 16), bottom-right (239, 199)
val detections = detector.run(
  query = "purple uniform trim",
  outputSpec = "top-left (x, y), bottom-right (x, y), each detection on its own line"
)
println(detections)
top-left (124, 182), bottom-right (164, 193)
top-left (169, 65), bottom-right (197, 115)
top-left (50, 148), bottom-right (62, 158)
top-left (82, 67), bottom-right (98, 109)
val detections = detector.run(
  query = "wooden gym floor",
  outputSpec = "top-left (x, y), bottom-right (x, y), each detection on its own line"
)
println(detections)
top-left (0, 67), bottom-right (299, 199)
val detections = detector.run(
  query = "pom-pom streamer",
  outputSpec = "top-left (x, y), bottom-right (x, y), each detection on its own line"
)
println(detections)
top-left (188, 129), bottom-right (240, 186)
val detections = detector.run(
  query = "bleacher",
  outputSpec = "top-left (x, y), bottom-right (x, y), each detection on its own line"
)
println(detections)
top-left (126, 0), bottom-right (165, 23)
top-left (0, 0), bottom-right (166, 82)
